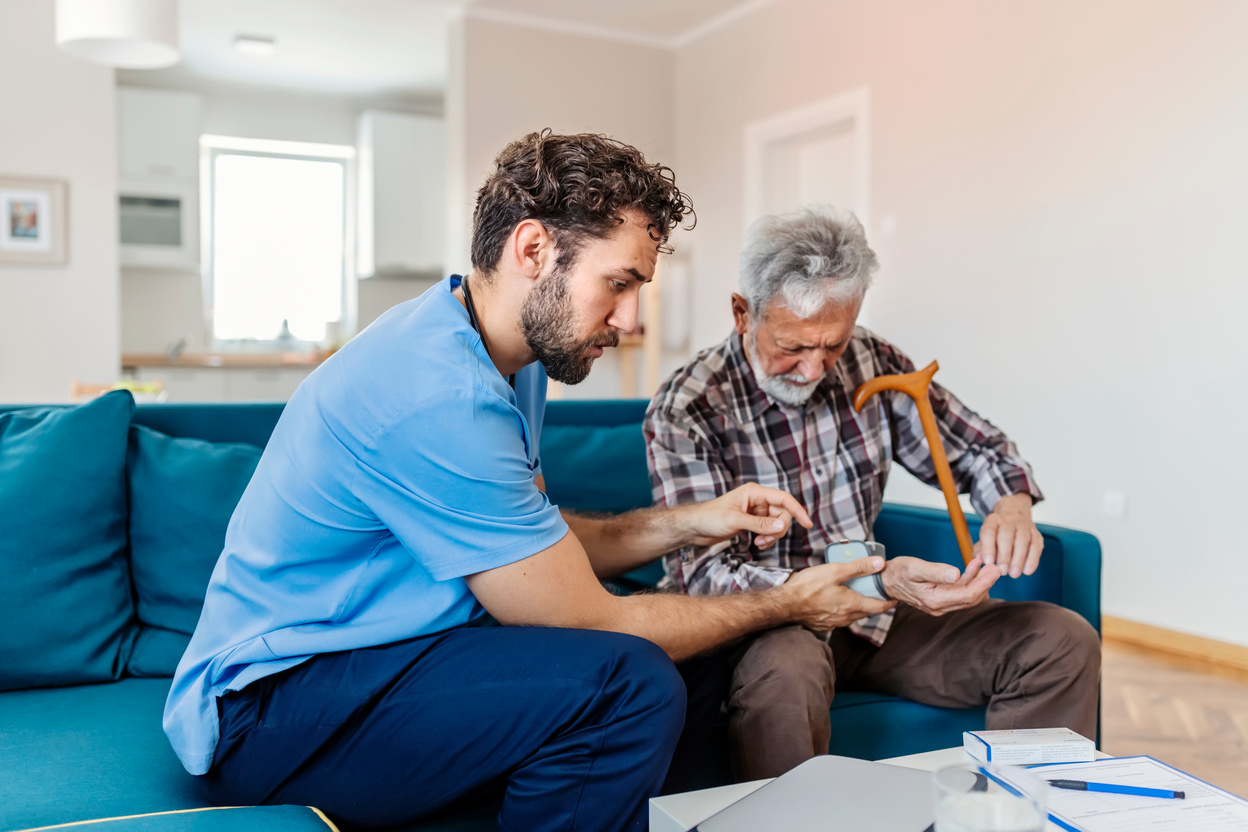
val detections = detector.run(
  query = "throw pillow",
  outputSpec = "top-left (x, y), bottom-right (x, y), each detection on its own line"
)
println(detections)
top-left (0, 391), bottom-right (136, 691)
top-left (126, 425), bottom-right (262, 676)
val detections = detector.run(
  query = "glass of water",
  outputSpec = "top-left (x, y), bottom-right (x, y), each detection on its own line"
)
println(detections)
top-left (932, 764), bottom-right (1048, 832)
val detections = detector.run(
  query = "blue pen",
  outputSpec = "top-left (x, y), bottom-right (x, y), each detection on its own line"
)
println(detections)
top-left (1047, 779), bottom-right (1185, 799)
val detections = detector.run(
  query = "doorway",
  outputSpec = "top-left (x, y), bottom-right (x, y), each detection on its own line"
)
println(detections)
top-left (743, 88), bottom-right (872, 322)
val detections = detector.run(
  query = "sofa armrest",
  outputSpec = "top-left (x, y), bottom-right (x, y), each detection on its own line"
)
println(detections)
top-left (1048, 521), bottom-right (1102, 634)
top-left (873, 503), bottom-right (1102, 633)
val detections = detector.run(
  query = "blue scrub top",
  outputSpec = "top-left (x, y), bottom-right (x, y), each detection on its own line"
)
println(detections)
top-left (164, 276), bottom-right (569, 775)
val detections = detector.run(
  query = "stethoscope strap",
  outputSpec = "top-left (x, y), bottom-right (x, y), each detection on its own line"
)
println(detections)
top-left (460, 276), bottom-right (516, 390)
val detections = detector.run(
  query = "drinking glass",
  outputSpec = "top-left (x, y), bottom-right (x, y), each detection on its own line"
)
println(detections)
top-left (932, 763), bottom-right (1048, 832)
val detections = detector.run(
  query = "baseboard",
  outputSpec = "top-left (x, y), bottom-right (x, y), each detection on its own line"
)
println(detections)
top-left (1102, 615), bottom-right (1248, 676)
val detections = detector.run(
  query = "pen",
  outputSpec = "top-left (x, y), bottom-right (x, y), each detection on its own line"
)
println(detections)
top-left (1047, 779), bottom-right (1185, 799)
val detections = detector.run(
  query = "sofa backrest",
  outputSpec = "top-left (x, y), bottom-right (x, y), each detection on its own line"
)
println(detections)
top-left (10, 398), bottom-right (1098, 635)
top-left (128, 399), bottom-right (657, 515)
top-left (132, 402), bottom-right (286, 447)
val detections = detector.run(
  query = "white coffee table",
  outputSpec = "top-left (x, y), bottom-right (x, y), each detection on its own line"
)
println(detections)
top-left (649, 746), bottom-right (1098, 831)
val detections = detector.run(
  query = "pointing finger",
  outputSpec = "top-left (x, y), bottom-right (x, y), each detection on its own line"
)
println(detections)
top-left (739, 510), bottom-right (786, 538)
top-left (746, 484), bottom-right (813, 529)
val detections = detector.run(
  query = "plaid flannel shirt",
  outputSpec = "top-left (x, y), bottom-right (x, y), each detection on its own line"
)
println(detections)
top-left (643, 328), bottom-right (1044, 645)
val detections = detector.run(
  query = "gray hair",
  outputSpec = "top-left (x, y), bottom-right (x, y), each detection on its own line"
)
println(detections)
top-left (739, 205), bottom-right (878, 319)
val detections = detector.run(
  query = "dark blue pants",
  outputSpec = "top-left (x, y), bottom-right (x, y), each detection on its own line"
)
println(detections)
top-left (200, 626), bottom-right (729, 831)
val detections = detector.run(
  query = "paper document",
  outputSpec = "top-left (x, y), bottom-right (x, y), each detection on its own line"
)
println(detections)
top-left (993, 756), bottom-right (1248, 832)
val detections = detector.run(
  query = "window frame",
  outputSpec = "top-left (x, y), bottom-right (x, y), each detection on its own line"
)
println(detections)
top-left (200, 135), bottom-right (357, 351)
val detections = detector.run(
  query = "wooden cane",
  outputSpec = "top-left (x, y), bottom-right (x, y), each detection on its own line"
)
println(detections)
top-left (853, 361), bottom-right (975, 565)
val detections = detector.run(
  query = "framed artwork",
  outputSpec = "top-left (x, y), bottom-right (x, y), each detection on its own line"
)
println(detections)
top-left (0, 176), bottom-right (68, 266)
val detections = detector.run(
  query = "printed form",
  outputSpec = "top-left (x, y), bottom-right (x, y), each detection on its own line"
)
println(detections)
top-left (995, 756), bottom-right (1248, 832)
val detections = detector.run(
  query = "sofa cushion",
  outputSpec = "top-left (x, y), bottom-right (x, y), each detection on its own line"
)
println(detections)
top-left (6, 805), bottom-right (337, 832)
top-left (827, 691), bottom-right (987, 761)
top-left (126, 426), bottom-right (262, 676)
top-left (128, 626), bottom-right (201, 679)
top-left (0, 391), bottom-right (136, 692)
top-left (0, 678), bottom-right (495, 832)
top-left (0, 678), bottom-right (206, 830)
top-left (539, 422), bottom-right (652, 513)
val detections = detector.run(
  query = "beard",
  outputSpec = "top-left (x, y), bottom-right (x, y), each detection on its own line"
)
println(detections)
top-left (745, 333), bottom-right (821, 406)
top-left (520, 266), bottom-right (619, 385)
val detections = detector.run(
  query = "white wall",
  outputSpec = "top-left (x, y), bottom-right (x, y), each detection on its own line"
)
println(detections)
top-left (116, 79), bottom-right (442, 354)
top-left (0, 0), bottom-right (119, 402)
top-left (447, 15), bottom-right (677, 399)
top-left (674, 0), bottom-right (1248, 645)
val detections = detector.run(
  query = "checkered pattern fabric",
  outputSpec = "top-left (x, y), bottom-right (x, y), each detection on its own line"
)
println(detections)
top-left (644, 328), bottom-right (1043, 645)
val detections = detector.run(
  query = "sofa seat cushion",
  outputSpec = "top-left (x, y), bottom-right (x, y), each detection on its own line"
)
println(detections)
top-left (0, 679), bottom-right (208, 831)
top-left (0, 679), bottom-right (501, 832)
top-left (126, 426), bottom-right (262, 677)
top-left (9, 806), bottom-right (338, 832)
top-left (827, 691), bottom-right (986, 761)
top-left (0, 391), bottom-right (136, 692)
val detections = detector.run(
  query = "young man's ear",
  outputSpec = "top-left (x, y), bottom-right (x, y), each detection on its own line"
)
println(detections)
top-left (509, 220), bottom-right (553, 281)
top-left (731, 293), bottom-right (752, 336)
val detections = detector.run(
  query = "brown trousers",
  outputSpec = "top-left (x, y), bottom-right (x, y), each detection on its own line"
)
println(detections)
top-left (727, 599), bottom-right (1102, 781)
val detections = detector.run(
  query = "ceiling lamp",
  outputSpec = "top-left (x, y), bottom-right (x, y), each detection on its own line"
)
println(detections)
top-left (233, 35), bottom-right (277, 57)
top-left (55, 0), bottom-right (181, 70)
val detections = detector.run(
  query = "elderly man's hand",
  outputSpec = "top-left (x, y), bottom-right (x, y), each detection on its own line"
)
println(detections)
top-left (879, 556), bottom-right (1002, 616)
top-left (684, 483), bottom-right (814, 548)
top-left (977, 493), bottom-right (1043, 579)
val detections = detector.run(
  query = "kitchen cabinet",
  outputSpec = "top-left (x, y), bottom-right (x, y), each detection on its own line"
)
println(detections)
top-left (130, 366), bottom-right (314, 402)
top-left (116, 87), bottom-right (202, 271)
top-left (117, 87), bottom-right (202, 179)
top-left (131, 367), bottom-right (227, 402)
top-left (357, 110), bottom-right (444, 277)
top-left (225, 369), bottom-right (313, 402)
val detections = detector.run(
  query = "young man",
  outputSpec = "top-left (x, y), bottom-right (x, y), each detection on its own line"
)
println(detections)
top-left (645, 205), bottom-right (1101, 782)
top-left (164, 134), bottom-right (895, 832)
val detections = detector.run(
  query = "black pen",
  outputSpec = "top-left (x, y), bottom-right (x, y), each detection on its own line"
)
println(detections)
top-left (1047, 779), bottom-right (1185, 799)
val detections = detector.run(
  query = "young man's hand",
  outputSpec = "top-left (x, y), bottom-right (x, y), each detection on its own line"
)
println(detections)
top-left (879, 556), bottom-right (1002, 616)
top-left (782, 557), bottom-right (896, 630)
top-left (977, 493), bottom-right (1043, 578)
top-left (682, 483), bottom-right (814, 548)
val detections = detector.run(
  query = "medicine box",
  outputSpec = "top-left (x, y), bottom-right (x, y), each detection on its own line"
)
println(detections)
top-left (963, 728), bottom-right (1096, 765)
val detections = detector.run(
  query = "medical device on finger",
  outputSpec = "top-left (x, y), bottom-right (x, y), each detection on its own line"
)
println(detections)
top-left (824, 540), bottom-right (890, 601)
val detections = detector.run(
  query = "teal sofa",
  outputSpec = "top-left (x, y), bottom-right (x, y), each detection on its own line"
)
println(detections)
top-left (0, 395), bottom-right (1101, 832)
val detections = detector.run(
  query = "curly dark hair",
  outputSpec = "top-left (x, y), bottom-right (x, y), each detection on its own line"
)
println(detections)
top-left (470, 130), bottom-right (695, 274)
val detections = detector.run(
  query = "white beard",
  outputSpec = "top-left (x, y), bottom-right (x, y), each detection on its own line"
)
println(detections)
top-left (745, 335), bottom-right (821, 406)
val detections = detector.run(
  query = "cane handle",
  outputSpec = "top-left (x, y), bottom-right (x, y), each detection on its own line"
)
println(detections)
top-left (853, 361), bottom-right (975, 565)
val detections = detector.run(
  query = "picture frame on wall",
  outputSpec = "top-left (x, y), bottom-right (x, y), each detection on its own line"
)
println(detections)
top-left (0, 176), bottom-right (68, 266)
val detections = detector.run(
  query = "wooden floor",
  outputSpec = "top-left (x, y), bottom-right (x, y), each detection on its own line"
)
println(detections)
top-left (1101, 641), bottom-right (1248, 797)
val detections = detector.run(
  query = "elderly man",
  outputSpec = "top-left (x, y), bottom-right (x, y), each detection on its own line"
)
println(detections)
top-left (645, 206), bottom-right (1100, 781)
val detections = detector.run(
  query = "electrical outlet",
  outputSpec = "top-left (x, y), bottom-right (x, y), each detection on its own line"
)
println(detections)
top-left (1103, 491), bottom-right (1128, 519)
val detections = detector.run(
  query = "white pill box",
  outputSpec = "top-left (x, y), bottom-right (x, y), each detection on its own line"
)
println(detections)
top-left (963, 728), bottom-right (1096, 765)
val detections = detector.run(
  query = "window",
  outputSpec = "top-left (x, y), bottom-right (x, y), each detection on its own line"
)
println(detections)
top-left (202, 136), bottom-right (355, 345)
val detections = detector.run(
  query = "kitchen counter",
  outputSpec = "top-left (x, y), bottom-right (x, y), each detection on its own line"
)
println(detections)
top-left (121, 352), bottom-right (327, 369)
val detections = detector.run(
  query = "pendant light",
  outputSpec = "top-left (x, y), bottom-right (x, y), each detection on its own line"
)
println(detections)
top-left (55, 0), bottom-right (181, 70)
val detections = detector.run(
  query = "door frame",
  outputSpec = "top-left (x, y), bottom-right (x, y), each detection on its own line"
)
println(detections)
top-left (742, 87), bottom-right (871, 231)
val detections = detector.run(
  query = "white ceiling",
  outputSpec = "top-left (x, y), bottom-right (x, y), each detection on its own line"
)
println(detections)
top-left (468, 0), bottom-right (763, 46)
top-left (137, 0), bottom-right (765, 98)
top-left (144, 0), bottom-right (464, 98)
